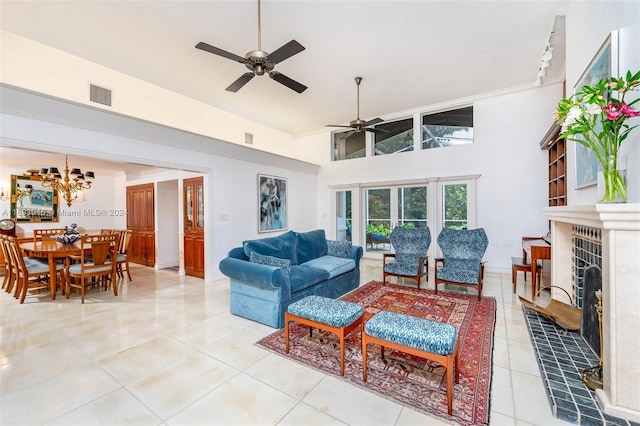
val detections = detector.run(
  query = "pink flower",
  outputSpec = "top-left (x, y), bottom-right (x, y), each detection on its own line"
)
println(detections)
top-left (604, 102), bottom-right (640, 120)
top-left (620, 103), bottom-right (640, 117)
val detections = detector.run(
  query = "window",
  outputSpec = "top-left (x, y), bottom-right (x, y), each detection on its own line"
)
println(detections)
top-left (332, 131), bottom-right (366, 161)
top-left (373, 118), bottom-right (413, 155)
top-left (335, 190), bottom-right (352, 242)
top-left (333, 177), bottom-right (477, 259)
top-left (363, 185), bottom-right (428, 255)
top-left (397, 186), bottom-right (427, 228)
top-left (441, 183), bottom-right (468, 230)
top-left (422, 106), bottom-right (473, 149)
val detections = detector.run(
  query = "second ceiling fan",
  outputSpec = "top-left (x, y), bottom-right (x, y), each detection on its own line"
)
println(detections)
top-left (195, 0), bottom-right (307, 93)
top-left (327, 77), bottom-right (384, 133)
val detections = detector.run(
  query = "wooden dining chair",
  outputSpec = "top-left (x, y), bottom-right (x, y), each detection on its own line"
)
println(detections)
top-left (115, 229), bottom-right (133, 281)
top-left (1, 236), bottom-right (16, 292)
top-left (0, 235), bottom-right (12, 288)
top-left (66, 233), bottom-right (120, 303)
top-left (4, 236), bottom-right (21, 296)
top-left (7, 236), bottom-right (65, 303)
top-left (33, 228), bottom-right (64, 243)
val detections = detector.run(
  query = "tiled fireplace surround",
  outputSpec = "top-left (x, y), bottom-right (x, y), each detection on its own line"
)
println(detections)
top-left (545, 204), bottom-right (640, 423)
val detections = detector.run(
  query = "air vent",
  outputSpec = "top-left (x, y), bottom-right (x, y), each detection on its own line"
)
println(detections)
top-left (89, 84), bottom-right (112, 106)
top-left (245, 132), bottom-right (254, 145)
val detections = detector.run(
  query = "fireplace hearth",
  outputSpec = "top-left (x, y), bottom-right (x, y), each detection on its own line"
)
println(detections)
top-left (523, 306), bottom-right (633, 425)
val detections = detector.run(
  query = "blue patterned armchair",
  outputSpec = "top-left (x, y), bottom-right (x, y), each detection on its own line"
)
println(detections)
top-left (435, 227), bottom-right (488, 300)
top-left (383, 226), bottom-right (431, 289)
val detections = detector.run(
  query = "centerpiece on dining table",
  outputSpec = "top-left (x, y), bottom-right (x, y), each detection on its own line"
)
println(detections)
top-left (51, 223), bottom-right (82, 245)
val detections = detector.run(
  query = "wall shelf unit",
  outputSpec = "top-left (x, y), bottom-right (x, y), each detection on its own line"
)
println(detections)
top-left (541, 123), bottom-right (566, 207)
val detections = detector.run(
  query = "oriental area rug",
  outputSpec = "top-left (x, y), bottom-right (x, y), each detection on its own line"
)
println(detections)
top-left (256, 281), bottom-right (496, 426)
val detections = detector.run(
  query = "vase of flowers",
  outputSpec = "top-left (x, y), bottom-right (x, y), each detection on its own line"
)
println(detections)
top-left (554, 70), bottom-right (640, 203)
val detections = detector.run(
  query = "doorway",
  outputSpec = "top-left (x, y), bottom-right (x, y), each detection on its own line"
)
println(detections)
top-left (183, 176), bottom-right (205, 278)
top-left (364, 184), bottom-right (428, 257)
top-left (126, 183), bottom-right (156, 267)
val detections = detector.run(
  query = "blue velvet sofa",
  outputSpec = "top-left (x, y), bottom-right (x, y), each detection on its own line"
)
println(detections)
top-left (219, 229), bottom-right (363, 328)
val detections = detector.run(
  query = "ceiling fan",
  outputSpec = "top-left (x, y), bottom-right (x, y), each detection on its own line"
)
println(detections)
top-left (326, 77), bottom-right (384, 133)
top-left (195, 0), bottom-right (307, 93)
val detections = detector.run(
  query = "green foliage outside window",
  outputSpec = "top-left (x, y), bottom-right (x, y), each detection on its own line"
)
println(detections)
top-left (366, 223), bottom-right (391, 237)
top-left (443, 184), bottom-right (468, 229)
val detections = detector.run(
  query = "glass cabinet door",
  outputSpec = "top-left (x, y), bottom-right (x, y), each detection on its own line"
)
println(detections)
top-left (184, 184), bottom-right (193, 231)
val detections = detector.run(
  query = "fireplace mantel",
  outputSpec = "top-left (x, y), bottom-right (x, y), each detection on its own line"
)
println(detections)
top-left (545, 203), bottom-right (640, 422)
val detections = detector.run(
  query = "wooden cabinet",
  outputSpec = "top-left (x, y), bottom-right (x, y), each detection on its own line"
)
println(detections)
top-left (183, 177), bottom-right (204, 278)
top-left (126, 183), bottom-right (155, 266)
top-left (541, 124), bottom-right (566, 207)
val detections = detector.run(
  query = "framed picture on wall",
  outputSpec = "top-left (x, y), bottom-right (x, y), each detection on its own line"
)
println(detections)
top-left (10, 174), bottom-right (59, 223)
top-left (258, 174), bottom-right (287, 233)
top-left (574, 30), bottom-right (619, 189)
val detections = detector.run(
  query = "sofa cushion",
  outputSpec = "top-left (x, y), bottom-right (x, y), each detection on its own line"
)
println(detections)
top-left (326, 240), bottom-right (352, 258)
top-left (243, 230), bottom-right (297, 262)
top-left (295, 229), bottom-right (328, 264)
top-left (289, 265), bottom-right (330, 293)
top-left (249, 252), bottom-right (291, 274)
top-left (302, 255), bottom-right (356, 279)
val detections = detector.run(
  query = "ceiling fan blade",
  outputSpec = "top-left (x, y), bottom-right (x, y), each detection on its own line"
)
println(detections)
top-left (326, 124), bottom-right (353, 128)
top-left (226, 73), bottom-right (255, 92)
top-left (363, 117), bottom-right (383, 127)
top-left (269, 72), bottom-right (307, 93)
top-left (267, 40), bottom-right (305, 64)
top-left (195, 42), bottom-right (247, 64)
top-left (364, 127), bottom-right (388, 134)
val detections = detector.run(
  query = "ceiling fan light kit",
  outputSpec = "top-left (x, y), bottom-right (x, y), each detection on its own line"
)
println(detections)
top-left (195, 0), bottom-right (307, 93)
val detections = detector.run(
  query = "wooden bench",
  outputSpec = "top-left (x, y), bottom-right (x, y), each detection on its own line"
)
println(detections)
top-left (362, 311), bottom-right (460, 415)
top-left (285, 295), bottom-right (363, 376)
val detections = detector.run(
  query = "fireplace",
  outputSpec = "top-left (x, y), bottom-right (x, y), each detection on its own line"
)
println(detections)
top-left (545, 204), bottom-right (640, 423)
top-left (571, 225), bottom-right (603, 356)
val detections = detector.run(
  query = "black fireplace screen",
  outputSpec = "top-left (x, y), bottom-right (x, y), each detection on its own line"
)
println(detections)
top-left (571, 225), bottom-right (603, 356)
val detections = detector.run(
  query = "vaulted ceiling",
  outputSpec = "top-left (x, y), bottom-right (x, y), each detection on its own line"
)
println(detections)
top-left (0, 0), bottom-right (567, 138)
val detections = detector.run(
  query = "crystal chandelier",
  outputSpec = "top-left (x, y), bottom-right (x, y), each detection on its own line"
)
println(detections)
top-left (34, 155), bottom-right (95, 207)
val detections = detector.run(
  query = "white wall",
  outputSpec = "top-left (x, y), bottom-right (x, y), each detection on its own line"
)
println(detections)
top-left (155, 179), bottom-right (179, 270)
top-left (297, 83), bottom-right (562, 272)
top-left (0, 30), bottom-right (301, 161)
top-left (564, 4), bottom-right (640, 204)
top-left (1, 110), bottom-right (319, 282)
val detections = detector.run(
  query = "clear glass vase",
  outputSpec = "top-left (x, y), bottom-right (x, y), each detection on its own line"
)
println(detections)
top-left (597, 157), bottom-right (627, 203)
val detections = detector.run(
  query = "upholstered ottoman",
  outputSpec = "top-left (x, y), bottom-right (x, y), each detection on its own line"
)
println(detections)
top-left (285, 295), bottom-right (363, 376)
top-left (362, 311), bottom-right (460, 415)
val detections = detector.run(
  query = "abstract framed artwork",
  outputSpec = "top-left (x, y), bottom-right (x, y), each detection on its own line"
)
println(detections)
top-left (10, 174), bottom-right (59, 223)
top-left (258, 174), bottom-right (287, 233)
top-left (574, 30), bottom-right (619, 189)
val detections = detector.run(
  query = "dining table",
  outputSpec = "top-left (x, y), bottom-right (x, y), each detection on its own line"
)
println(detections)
top-left (21, 240), bottom-right (85, 300)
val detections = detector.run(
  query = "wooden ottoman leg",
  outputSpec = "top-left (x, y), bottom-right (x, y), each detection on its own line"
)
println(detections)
top-left (339, 328), bottom-right (345, 376)
top-left (446, 353), bottom-right (454, 415)
top-left (362, 331), bottom-right (368, 382)
top-left (454, 341), bottom-right (460, 384)
top-left (285, 312), bottom-right (291, 353)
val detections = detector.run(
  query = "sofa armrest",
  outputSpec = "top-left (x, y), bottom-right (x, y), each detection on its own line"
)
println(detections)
top-left (349, 245), bottom-right (363, 268)
top-left (219, 256), bottom-right (291, 292)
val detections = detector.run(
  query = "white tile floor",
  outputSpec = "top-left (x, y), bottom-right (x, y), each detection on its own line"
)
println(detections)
top-left (0, 260), bottom-right (573, 426)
